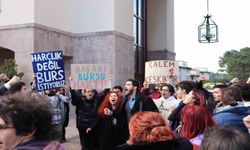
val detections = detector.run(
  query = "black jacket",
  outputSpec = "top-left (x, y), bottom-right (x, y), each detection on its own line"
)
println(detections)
top-left (70, 89), bottom-right (99, 129)
top-left (0, 85), bottom-right (8, 95)
top-left (116, 137), bottom-right (193, 150)
top-left (168, 101), bottom-right (186, 122)
top-left (121, 92), bottom-right (159, 116)
top-left (93, 107), bottom-right (123, 150)
top-left (118, 92), bottom-right (159, 143)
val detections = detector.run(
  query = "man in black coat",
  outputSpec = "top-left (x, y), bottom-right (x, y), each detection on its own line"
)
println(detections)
top-left (118, 79), bottom-right (159, 144)
top-left (71, 88), bottom-right (99, 150)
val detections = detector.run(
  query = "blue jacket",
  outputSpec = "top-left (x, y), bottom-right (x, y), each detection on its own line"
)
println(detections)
top-left (213, 106), bottom-right (249, 132)
top-left (246, 106), bottom-right (250, 114)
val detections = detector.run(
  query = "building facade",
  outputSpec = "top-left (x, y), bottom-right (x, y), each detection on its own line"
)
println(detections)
top-left (0, 0), bottom-right (175, 87)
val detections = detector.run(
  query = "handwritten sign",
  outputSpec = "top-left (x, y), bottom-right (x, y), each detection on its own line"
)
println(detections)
top-left (145, 60), bottom-right (179, 85)
top-left (31, 51), bottom-right (65, 91)
top-left (70, 64), bottom-right (111, 91)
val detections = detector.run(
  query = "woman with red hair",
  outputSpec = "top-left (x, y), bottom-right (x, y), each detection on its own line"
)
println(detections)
top-left (180, 105), bottom-right (215, 148)
top-left (168, 87), bottom-right (207, 130)
top-left (117, 111), bottom-right (193, 150)
top-left (91, 91), bottom-right (122, 150)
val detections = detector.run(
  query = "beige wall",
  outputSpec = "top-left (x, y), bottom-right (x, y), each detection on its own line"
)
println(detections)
top-left (166, 0), bottom-right (175, 52)
top-left (114, 0), bottom-right (133, 36)
top-left (76, 0), bottom-right (133, 36)
top-left (1, 0), bottom-right (133, 36)
top-left (0, 0), bottom-right (34, 26)
top-left (147, 0), bottom-right (167, 51)
top-left (75, 0), bottom-right (115, 33)
top-left (34, 0), bottom-right (75, 33)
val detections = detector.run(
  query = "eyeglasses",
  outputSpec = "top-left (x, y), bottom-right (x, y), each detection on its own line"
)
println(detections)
top-left (161, 89), bottom-right (169, 92)
top-left (0, 124), bottom-right (14, 134)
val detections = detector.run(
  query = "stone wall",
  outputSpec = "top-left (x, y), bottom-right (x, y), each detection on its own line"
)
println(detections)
top-left (73, 31), bottom-right (134, 87)
top-left (0, 24), bottom-right (35, 83)
top-left (0, 24), bottom-right (134, 88)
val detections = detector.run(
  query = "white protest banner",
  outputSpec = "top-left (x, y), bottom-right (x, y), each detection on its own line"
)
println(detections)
top-left (70, 64), bottom-right (111, 91)
top-left (31, 50), bottom-right (65, 91)
top-left (145, 60), bottom-right (179, 85)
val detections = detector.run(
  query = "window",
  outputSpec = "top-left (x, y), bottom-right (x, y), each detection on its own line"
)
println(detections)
top-left (133, 0), bottom-right (147, 84)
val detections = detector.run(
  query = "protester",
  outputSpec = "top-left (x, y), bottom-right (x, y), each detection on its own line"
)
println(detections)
top-left (57, 85), bottom-right (71, 143)
top-left (117, 111), bottom-right (193, 150)
top-left (0, 75), bottom-right (21, 95)
top-left (44, 89), bottom-right (64, 142)
top-left (0, 92), bottom-right (65, 150)
top-left (149, 84), bottom-right (161, 99)
top-left (70, 88), bottom-right (99, 150)
top-left (153, 83), bottom-right (179, 124)
top-left (168, 82), bottom-right (207, 130)
top-left (140, 81), bottom-right (150, 96)
top-left (168, 81), bottom-right (195, 117)
top-left (112, 85), bottom-right (123, 96)
top-left (232, 83), bottom-right (250, 108)
top-left (211, 84), bottom-right (228, 113)
top-left (9, 81), bottom-right (28, 94)
top-left (112, 85), bottom-right (123, 103)
top-left (202, 127), bottom-right (250, 150)
top-left (93, 91), bottom-right (123, 150)
top-left (194, 80), bottom-right (214, 113)
top-left (119, 79), bottom-right (159, 144)
top-left (213, 86), bottom-right (248, 132)
top-left (180, 105), bottom-right (215, 148)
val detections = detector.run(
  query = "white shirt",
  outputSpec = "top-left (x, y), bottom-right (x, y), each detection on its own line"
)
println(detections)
top-left (153, 96), bottom-right (180, 124)
top-left (243, 101), bottom-right (250, 107)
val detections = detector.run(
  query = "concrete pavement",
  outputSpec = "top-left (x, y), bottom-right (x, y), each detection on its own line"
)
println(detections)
top-left (62, 104), bottom-right (81, 150)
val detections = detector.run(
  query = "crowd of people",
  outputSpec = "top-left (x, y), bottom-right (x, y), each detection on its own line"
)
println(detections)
top-left (0, 73), bottom-right (250, 150)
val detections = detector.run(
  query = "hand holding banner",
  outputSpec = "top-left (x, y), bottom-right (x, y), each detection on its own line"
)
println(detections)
top-left (145, 60), bottom-right (179, 85)
top-left (31, 51), bottom-right (65, 91)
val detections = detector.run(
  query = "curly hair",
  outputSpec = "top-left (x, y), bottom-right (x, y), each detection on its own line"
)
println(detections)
top-left (128, 111), bottom-right (176, 145)
top-left (160, 83), bottom-right (175, 95)
top-left (98, 91), bottom-right (121, 117)
top-left (0, 92), bottom-right (53, 139)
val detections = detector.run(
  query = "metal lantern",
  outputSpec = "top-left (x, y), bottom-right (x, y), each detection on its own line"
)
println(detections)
top-left (198, 14), bottom-right (218, 43)
top-left (198, 0), bottom-right (218, 43)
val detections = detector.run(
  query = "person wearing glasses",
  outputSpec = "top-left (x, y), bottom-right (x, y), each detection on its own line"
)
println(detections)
top-left (153, 83), bottom-right (179, 124)
top-left (0, 92), bottom-right (65, 150)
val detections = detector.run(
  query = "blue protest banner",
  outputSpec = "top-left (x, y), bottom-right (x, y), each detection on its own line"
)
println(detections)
top-left (31, 50), bottom-right (65, 91)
